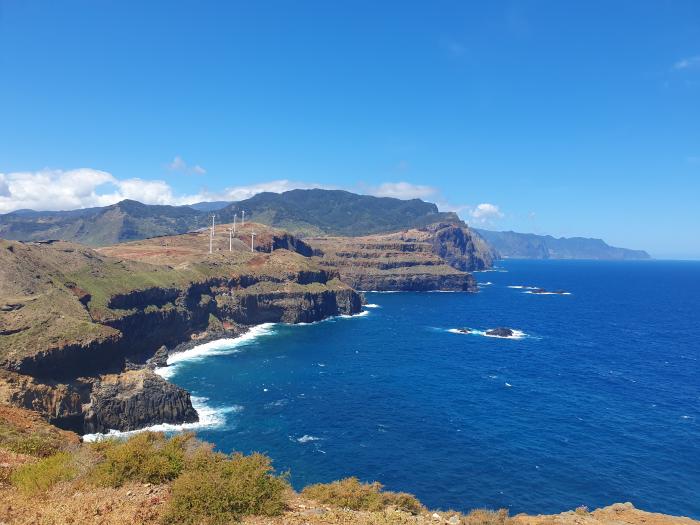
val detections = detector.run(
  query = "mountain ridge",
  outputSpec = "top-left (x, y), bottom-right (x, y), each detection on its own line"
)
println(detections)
top-left (475, 229), bottom-right (651, 260)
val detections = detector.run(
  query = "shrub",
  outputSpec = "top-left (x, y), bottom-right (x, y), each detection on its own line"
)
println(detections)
top-left (10, 451), bottom-right (76, 493)
top-left (461, 509), bottom-right (511, 525)
top-left (163, 451), bottom-right (288, 525)
top-left (0, 423), bottom-right (63, 457)
top-left (575, 506), bottom-right (590, 516)
top-left (90, 431), bottom-right (194, 487)
top-left (301, 477), bottom-right (424, 514)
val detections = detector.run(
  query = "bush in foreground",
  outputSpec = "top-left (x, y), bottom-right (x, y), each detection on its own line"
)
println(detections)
top-left (163, 451), bottom-right (288, 524)
top-left (302, 476), bottom-right (424, 514)
top-left (89, 431), bottom-right (195, 487)
top-left (460, 508), bottom-right (511, 525)
top-left (10, 451), bottom-right (76, 493)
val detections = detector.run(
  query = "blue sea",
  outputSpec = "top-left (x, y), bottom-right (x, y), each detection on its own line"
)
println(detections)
top-left (159, 260), bottom-right (700, 518)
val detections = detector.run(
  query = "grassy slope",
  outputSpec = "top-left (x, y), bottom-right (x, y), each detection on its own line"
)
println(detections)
top-left (0, 224), bottom-right (336, 364)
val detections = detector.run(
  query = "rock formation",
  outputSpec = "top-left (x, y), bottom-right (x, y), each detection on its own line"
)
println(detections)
top-left (307, 223), bottom-right (493, 292)
top-left (82, 369), bottom-right (198, 434)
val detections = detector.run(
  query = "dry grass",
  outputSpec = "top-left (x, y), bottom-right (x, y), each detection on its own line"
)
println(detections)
top-left (302, 477), bottom-right (424, 514)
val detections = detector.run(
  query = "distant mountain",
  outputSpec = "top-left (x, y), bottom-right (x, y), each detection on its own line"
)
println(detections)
top-left (187, 201), bottom-right (232, 212)
top-left (0, 190), bottom-right (458, 245)
top-left (475, 229), bottom-right (651, 260)
top-left (0, 200), bottom-right (205, 246)
top-left (215, 189), bottom-right (459, 236)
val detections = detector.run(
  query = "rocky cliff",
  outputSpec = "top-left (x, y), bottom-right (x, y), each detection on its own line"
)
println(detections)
top-left (307, 223), bottom-right (494, 291)
top-left (0, 227), bottom-right (362, 435)
top-left (82, 369), bottom-right (198, 434)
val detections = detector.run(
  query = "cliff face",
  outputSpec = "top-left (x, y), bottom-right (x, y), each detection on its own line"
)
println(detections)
top-left (307, 223), bottom-right (492, 291)
top-left (82, 370), bottom-right (198, 434)
top-left (0, 230), bottom-right (363, 434)
top-left (425, 223), bottom-right (496, 271)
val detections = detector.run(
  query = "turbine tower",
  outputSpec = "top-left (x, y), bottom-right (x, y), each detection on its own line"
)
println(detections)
top-left (250, 230), bottom-right (256, 252)
top-left (228, 227), bottom-right (233, 252)
top-left (209, 214), bottom-right (216, 254)
top-left (241, 210), bottom-right (245, 227)
top-left (233, 213), bottom-right (237, 233)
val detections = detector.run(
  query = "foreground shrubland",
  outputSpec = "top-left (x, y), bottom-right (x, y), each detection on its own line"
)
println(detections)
top-left (0, 409), bottom-right (696, 525)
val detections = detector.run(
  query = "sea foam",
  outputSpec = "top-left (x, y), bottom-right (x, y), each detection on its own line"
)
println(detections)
top-left (155, 323), bottom-right (277, 379)
top-left (82, 396), bottom-right (241, 442)
top-left (448, 328), bottom-right (527, 340)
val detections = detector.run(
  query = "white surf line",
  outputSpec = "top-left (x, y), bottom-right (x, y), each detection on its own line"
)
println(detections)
top-left (82, 397), bottom-right (242, 442)
top-left (86, 309), bottom-right (370, 441)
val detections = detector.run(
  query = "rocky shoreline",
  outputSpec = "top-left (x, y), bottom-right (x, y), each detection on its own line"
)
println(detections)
top-left (0, 220), bottom-right (490, 437)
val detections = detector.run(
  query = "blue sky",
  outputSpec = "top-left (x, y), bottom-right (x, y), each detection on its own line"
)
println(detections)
top-left (0, 1), bottom-right (699, 258)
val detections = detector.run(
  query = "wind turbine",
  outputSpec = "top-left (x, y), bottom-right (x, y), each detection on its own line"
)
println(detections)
top-left (228, 227), bottom-right (234, 252)
top-left (250, 230), bottom-right (256, 252)
top-left (241, 210), bottom-right (245, 227)
top-left (209, 214), bottom-right (216, 254)
top-left (233, 213), bottom-right (237, 233)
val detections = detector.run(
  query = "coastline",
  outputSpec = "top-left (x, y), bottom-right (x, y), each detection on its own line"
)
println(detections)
top-left (83, 308), bottom-right (373, 441)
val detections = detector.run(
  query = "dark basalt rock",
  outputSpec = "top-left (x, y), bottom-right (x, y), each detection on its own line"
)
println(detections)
top-left (82, 369), bottom-right (198, 434)
top-left (485, 327), bottom-right (514, 338)
top-left (456, 328), bottom-right (472, 334)
top-left (146, 345), bottom-right (170, 369)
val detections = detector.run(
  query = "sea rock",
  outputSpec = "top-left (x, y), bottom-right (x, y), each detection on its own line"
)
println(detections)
top-left (146, 345), bottom-right (169, 369)
top-left (82, 369), bottom-right (198, 434)
top-left (457, 328), bottom-right (471, 334)
top-left (485, 327), bottom-right (514, 338)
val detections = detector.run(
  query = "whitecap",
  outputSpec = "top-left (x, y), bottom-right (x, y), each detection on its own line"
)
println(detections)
top-left (296, 434), bottom-right (321, 443)
top-left (82, 397), bottom-right (241, 442)
top-left (505, 383), bottom-right (512, 387)
top-left (479, 282), bottom-right (493, 286)
top-left (364, 304), bottom-right (381, 308)
top-left (524, 291), bottom-right (571, 295)
top-left (264, 399), bottom-right (289, 409)
top-left (339, 310), bottom-right (369, 318)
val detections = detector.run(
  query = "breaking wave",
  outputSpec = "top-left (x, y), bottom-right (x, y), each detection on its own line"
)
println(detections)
top-left (447, 328), bottom-right (527, 340)
top-left (82, 397), bottom-right (241, 442)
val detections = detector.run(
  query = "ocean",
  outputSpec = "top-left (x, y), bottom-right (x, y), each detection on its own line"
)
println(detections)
top-left (156, 260), bottom-right (700, 518)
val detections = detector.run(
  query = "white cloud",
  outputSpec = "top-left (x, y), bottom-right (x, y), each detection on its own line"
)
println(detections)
top-left (0, 168), bottom-right (498, 225)
top-left (364, 181), bottom-right (438, 200)
top-left (0, 168), bottom-right (199, 213)
top-left (0, 174), bottom-right (10, 197)
top-left (0, 170), bottom-right (338, 213)
top-left (469, 203), bottom-right (504, 223)
top-left (212, 180), bottom-right (330, 202)
top-left (673, 56), bottom-right (700, 70)
top-left (167, 155), bottom-right (206, 175)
